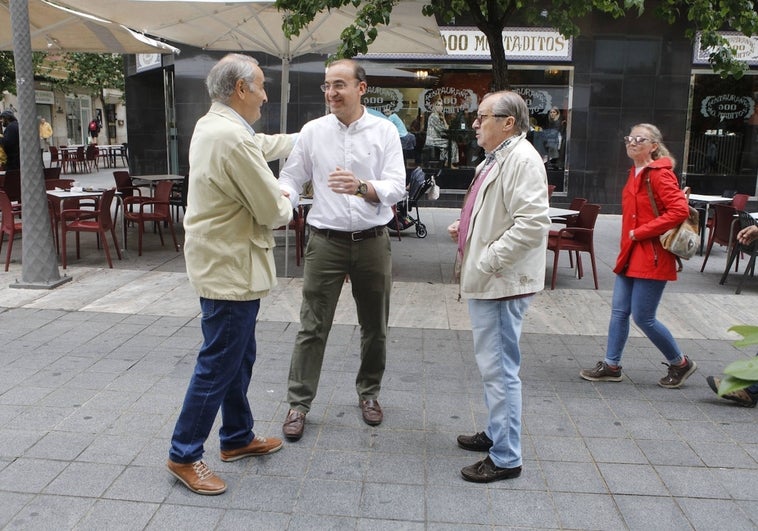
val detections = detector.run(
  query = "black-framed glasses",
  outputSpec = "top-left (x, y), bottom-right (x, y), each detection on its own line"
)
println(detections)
top-left (320, 81), bottom-right (357, 93)
top-left (623, 136), bottom-right (651, 145)
top-left (475, 113), bottom-right (508, 123)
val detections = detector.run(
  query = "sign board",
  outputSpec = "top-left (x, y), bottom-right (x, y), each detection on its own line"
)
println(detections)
top-left (364, 87), bottom-right (404, 113)
top-left (35, 90), bottom-right (54, 105)
top-left (693, 32), bottom-right (758, 65)
top-left (136, 53), bottom-right (162, 73)
top-left (419, 88), bottom-right (478, 113)
top-left (440, 27), bottom-right (571, 61)
top-left (700, 94), bottom-right (755, 121)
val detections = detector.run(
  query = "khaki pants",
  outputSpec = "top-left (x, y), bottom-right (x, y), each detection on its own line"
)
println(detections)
top-left (286, 228), bottom-right (392, 412)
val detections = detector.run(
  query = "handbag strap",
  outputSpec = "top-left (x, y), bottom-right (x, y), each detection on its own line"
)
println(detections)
top-left (645, 177), bottom-right (660, 217)
top-left (645, 177), bottom-right (689, 271)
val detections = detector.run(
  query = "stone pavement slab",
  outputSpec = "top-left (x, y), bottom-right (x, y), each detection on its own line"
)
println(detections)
top-left (1, 168), bottom-right (757, 528)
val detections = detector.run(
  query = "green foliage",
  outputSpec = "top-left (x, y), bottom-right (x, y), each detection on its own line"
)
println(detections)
top-left (0, 51), bottom-right (53, 94)
top-left (53, 53), bottom-right (124, 97)
top-left (0, 51), bottom-right (122, 97)
top-left (274, 0), bottom-right (757, 86)
top-left (717, 325), bottom-right (758, 396)
top-left (656, 0), bottom-right (758, 79)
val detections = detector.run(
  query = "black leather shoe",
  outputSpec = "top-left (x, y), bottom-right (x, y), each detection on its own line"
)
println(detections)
top-left (282, 409), bottom-right (305, 441)
top-left (457, 431), bottom-right (493, 452)
top-left (461, 456), bottom-right (522, 483)
top-left (359, 399), bottom-right (383, 426)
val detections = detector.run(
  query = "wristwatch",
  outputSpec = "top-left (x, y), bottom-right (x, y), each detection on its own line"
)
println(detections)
top-left (354, 180), bottom-right (368, 198)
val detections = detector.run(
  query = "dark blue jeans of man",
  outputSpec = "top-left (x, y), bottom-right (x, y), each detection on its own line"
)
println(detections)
top-left (169, 297), bottom-right (259, 463)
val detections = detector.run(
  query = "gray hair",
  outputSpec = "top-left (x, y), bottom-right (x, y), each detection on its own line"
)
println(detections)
top-left (634, 123), bottom-right (676, 169)
top-left (487, 91), bottom-right (530, 134)
top-left (206, 53), bottom-right (259, 104)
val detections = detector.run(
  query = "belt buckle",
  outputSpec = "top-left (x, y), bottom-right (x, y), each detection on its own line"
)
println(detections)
top-left (351, 230), bottom-right (364, 242)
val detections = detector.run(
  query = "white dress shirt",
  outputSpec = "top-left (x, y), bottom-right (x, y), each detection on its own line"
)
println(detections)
top-left (279, 108), bottom-right (406, 232)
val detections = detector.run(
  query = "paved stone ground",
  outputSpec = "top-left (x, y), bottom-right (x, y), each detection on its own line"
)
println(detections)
top-left (0, 165), bottom-right (757, 530)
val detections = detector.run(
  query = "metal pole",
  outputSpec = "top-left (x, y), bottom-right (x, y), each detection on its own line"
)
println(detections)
top-left (8, 0), bottom-right (70, 289)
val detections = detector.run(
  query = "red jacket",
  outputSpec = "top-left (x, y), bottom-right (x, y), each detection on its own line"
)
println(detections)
top-left (613, 157), bottom-right (690, 280)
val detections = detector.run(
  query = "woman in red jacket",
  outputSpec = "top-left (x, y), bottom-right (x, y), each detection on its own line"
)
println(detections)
top-left (580, 123), bottom-right (697, 388)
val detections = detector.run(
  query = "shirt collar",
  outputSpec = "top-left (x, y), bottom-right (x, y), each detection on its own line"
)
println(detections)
top-left (218, 102), bottom-right (256, 137)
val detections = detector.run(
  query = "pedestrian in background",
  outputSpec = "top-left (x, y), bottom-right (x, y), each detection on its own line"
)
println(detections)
top-left (0, 110), bottom-right (20, 171)
top-left (580, 124), bottom-right (696, 387)
top-left (39, 117), bottom-right (53, 151)
top-left (447, 91), bottom-right (550, 483)
top-left (166, 53), bottom-right (295, 496)
top-left (278, 59), bottom-right (406, 441)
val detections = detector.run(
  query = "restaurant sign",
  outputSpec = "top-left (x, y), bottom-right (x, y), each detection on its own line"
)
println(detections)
top-left (364, 87), bottom-right (404, 113)
top-left (512, 87), bottom-right (553, 114)
top-left (419, 88), bottom-right (478, 113)
top-left (440, 27), bottom-right (571, 61)
top-left (700, 94), bottom-right (755, 121)
top-left (693, 32), bottom-right (758, 65)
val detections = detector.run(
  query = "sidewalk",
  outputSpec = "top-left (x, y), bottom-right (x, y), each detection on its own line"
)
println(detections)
top-left (1, 165), bottom-right (757, 529)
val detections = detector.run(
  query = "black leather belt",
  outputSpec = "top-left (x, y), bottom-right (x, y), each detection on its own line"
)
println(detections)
top-left (310, 225), bottom-right (387, 242)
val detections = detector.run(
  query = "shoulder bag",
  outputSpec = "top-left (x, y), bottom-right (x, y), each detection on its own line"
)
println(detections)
top-left (645, 179), bottom-right (700, 264)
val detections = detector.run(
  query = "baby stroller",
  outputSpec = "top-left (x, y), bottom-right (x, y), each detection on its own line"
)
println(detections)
top-left (388, 166), bottom-right (438, 238)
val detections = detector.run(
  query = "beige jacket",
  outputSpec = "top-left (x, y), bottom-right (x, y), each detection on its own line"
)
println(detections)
top-left (184, 102), bottom-right (295, 301)
top-left (459, 133), bottom-right (551, 299)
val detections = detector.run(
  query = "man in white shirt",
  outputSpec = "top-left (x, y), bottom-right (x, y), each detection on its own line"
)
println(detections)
top-left (278, 59), bottom-right (406, 441)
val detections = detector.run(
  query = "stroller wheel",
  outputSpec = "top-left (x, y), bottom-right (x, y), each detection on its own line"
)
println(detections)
top-left (416, 223), bottom-right (427, 238)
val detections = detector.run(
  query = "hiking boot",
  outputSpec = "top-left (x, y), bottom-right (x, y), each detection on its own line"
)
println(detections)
top-left (579, 361), bottom-right (623, 382)
top-left (707, 376), bottom-right (758, 407)
top-left (166, 459), bottom-right (226, 495)
top-left (457, 431), bottom-right (493, 452)
top-left (659, 356), bottom-right (697, 388)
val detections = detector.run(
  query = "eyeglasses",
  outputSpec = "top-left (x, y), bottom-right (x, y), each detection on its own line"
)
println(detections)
top-left (623, 136), bottom-right (651, 145)
top-left (474, 113), bottom-right (508, 123)
top-left (320, 81), bottom-right (356, 93)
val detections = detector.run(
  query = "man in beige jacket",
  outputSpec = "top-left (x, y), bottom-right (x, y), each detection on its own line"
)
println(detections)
top-left (167, 53), bottom-right (295, 496)
top-left (448, 91), bottom-right (550, 483)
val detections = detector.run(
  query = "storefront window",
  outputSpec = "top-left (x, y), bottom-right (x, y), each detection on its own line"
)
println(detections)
top-left (364, 66), bottom-right (572, 192)
top-left (684, 72), bottom-right (758, 196)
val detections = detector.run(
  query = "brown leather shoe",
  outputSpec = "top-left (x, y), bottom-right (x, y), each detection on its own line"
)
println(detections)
top-left (166, 459), bottom-right (226, 495)
top-left (359, 399), bottom-right (383, 426)
top-left (282, 408), bottom-right (306, 441)
top-left (220, 435), bottom-right (283, 462)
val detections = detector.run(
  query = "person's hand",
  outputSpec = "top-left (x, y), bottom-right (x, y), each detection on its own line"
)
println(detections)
top-left (737, 225), bottom-right (758, 245)
top-left (448, 219), bottom-right (460, 242)
top-left (327, 166), bottom-right (359, 195)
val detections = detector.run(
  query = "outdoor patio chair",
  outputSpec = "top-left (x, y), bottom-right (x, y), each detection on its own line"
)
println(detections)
top-left (60, 188), bottom-right (121, 269)
top-left (123, 180), bottom-right (179, 256)
top-left (549, 197), bottom-right (588, 269)
top-left (547, 203), bottom-right (601, 289)
top-left (719, 210), bottom-right (758, 294)
top-left (0, 190), bottom-right (22, 271)
top-left (48, 146), bottom-right (61, 169)
top-left (700, 203), bottom-right (739, 272)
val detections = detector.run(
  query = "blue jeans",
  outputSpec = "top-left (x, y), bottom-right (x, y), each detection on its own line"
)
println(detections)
top-left (169, 298), bottom-right (260, 463)
top-left (605, 275), bottom-right (683, 367)
top-left (468, 296), bottom-right (532, 469)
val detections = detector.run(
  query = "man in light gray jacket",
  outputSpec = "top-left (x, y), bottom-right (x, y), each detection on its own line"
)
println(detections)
top-left (167, 53), bottom-right (295, 496)
top-left (448, 91), bottom-right (550, 482)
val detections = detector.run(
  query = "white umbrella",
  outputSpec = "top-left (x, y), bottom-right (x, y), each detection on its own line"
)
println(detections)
top-left (54, 0), bottom-right (446, 132)
top-left (0, 0), bottom-right (180, 53)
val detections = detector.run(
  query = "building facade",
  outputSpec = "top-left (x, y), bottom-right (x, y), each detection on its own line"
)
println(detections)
top-left (124, 9), bottom-right (757, 213)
